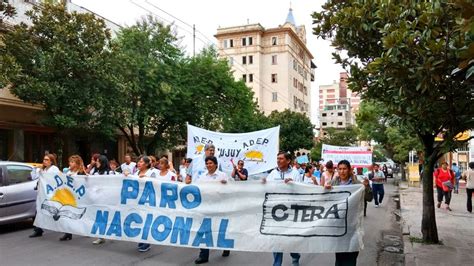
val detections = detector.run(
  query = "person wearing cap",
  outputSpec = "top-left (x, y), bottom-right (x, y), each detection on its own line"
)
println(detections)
top-left (185, 143), bottom-right (221, 184)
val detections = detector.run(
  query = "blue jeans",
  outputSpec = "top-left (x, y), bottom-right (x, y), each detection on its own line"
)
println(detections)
top-left (372, 184), bottom-right (384, 205)
top-left (272, 252), bottom-right (300, 266)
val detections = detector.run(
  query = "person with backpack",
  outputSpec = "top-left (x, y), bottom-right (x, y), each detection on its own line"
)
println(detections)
top-left (433, 162), bottom-right (455, 211)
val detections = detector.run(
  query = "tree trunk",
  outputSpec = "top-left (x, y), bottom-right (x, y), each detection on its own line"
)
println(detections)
top-left (420, 135), bottom-right (439, 243)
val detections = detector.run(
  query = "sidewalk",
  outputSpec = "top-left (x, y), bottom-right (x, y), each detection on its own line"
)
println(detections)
top-left (400, 182), bottom-right (474, 266)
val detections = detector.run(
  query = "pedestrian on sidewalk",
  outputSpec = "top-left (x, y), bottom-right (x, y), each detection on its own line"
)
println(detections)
top-left (433, 162), bottom-right (455, 211)
top-left (370, 163), bottom-right (386, 208)
top-left (461, 162), bottom-right (474, 213)
top-left (451, 162), bottom-right (461, 193)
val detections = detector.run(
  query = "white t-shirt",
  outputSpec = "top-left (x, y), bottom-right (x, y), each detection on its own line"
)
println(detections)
top-left (302, 174), bottom-right (316, 184)
top-left (195, 170), bottom-right (232, 183)
top-left (131, 168), bottom-right (157, 178)
top-left (188, 155), bottom-right (223, 180)
top-left (267, 167), bottom-right (302, 182)
top-left (156, 170), bottom-right (177, 181)
top-left (41, 165), bottom-right (61, 175)
top-left (121, 162), bottom-right (137, 174)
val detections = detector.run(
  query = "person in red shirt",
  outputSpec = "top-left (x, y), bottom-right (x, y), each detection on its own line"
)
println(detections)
top-left (433, 162), bottom-right (455, 211)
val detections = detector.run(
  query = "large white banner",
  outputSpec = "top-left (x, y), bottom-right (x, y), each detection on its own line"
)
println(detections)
top-left (186, 124), bottom-right (280, 175)
top-left (322, 144), bottom-right (372, 168)
top-left (34, 173), bottom-right (365, 253)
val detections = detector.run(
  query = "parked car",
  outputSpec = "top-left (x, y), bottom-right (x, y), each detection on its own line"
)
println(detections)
top-left (0, 162), bottom-right (38, 225)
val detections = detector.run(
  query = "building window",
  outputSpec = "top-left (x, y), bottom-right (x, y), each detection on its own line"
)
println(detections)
top-left (272, 36), bottom-right (278, 45)
top-left (322, 122), bottom-right (327, 126)
top-left (293, 60), bottom-right (297, 70)
top-left (249, 74), bottom-right (253, 83)
top-left (242, 56), bottom-right (247, 64)
top-left (223, 40), bottom-right (228, 48)
top-left (242, 74), bottom-right (247, 82)
top-left (242, 37), bottom-right (247, 46)
top-left (338, 112), bottom-right (343, 116)
top-left (272, 55), bottom-right (278, 65)
top-left (229, 39), bottom-right (234, 47)
top-left (271, 74), bottom-right (277, 83)
top-left (338, 122), bottom-right (343, 126)
top-left (248, 37), bottom-right (253, 45)
top-left (272, 92), bottom-right (278, 102)
top-left (293, 78), bottom-right (297, 88)
top-left (322, 113), bottom-right (327, 117)
top-left (249, 55), bottom-right (253, 64)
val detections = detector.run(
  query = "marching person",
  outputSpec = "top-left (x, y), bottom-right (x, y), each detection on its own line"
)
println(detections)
top-left (321, 160), bottom-right (337, 186)
top-left (325, 160), bottom-right (369, 266)
top-left (59, 155), bottom-right (87, 241)
top-left (178, 158), bottom-right (192, 182)
top-left (125, 155), bottom-right (156, 252)
top-left (157, 157), bottom-right (177, 181)
top-left (29, 153), bottom-right (61, 238)
top-left (262, 151), bottom-right (301, 266)
top-left (231, 159), bottom-right (248, 181)
top-left (92, 155), bottom-right (114, 245)
top-left (121, 154), bottom-right (137, 175)
top-left (86, 153), bottom-right (100, 174)
top-left (186, 143), bottom-right (221, 184)
top-left (434, 162), bottom-right (455, 211)
top-left (461, 162), bottom-right (474, 213)
top-left (193, 156), bottom-right (233, 264)
top-left (303, 164), bottom-right (318, 185)
top-left (109, 159), bottom-right (122, 174)
top-left (370, 163), bottom-right (386, 208)
top-left (451, 162), bottom-right (461, 194)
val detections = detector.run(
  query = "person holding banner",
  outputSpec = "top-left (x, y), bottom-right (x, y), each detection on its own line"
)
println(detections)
top-left (193, 156), bottom-right (233, 264)
top-left (303, 164), bottom-right (318, 185)
top-left (30, 153), bottom-right (61, 238)
top-left (157, 157), bottom-right (177, 181)
top-left (186, 143), bottom-right (221, 184)
top-left (325, 160), bottom-right (366, 266)
top-left (321, 161), bottom-right (337, 186)
top-left (231, 159), bottom-right (248, 181)
top-left (262, 151), bottom-right (301, 266)
top-left (58, 155), bottom-right (86, 241)
top-left (121, 154), bottom-right (137, 175)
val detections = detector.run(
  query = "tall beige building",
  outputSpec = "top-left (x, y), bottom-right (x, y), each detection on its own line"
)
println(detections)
top-left (318, 72), bottom-right (361, 130)
top-left (215, 8), bottom-right (316, 116)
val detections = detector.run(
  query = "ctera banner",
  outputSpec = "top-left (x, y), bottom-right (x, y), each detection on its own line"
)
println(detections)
top-left (186, 124), bottom-right (280, 176)
top-left (321, 144), bottom-right (373, 168)
top-left (34, 173), bottom-right (365, 253)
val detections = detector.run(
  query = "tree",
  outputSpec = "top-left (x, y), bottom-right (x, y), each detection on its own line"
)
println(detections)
top-left (356, 100), bottom-right (422, 180)
top-left (313, 1), bottom-right (473, 243)
top-left (267, 109), bottom-right (314, 154)
top-left (0, 3), bottom-right (116, 162)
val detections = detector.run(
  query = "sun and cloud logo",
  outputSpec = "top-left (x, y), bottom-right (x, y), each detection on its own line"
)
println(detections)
top-left (195, 144), bottom-right (205, 155)
top-left (243, 150), bottom-right (265, 162)
top-left (42, 175), bottom-right (86, 221)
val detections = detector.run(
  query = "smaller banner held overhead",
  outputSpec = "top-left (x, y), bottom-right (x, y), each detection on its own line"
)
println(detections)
top-left (186, 124), bottom-right (279, 175)
top-left (321, 144), bottom-right (372, 168)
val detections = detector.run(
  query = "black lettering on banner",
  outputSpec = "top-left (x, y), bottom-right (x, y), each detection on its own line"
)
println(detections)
top-left (260, 192), bottom-right (351, 237)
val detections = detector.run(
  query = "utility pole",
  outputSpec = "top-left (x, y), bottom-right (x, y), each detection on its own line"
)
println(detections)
top-left (193, 24), bottom-right (196, 57)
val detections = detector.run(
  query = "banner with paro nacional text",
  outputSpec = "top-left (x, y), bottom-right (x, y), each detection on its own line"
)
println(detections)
top-left (34, 173), bottom-right (365, 253)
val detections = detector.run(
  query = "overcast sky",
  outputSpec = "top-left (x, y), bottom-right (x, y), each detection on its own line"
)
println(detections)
top-left (72, 0), bottom-right (344, 124)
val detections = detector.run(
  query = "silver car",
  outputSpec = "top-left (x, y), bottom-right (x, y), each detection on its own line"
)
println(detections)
top-left (0, 162), bottom-right (38, 225)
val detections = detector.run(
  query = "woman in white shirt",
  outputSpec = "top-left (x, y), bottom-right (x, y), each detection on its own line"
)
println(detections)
top-left (157, 158), bottom-right (177, 181)
top-left (30, 154), bottom-right (61, 238)
top-left (194, 156), bottom-right (232, 264)
top-left (321, 160), bottom-right (338, 186)
top-left (91, 155), bottom-right (114, 245)
top-left (303, 164), bottom-right (319, 185)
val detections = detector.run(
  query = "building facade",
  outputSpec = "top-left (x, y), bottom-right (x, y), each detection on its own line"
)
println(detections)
top-left (214, 8), bottom-right (315, 117)
top-left (318, 72), bottom-right (361, 130)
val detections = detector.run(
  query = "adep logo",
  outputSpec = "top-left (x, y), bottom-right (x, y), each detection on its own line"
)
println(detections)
top-left (41, 175), bottom-right (87, 221)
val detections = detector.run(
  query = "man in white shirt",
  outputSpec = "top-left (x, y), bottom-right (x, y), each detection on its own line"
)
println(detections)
top-left (262, 151), bottom-right (301, 266)
top-left (121, 154), bottom-right (136, 175)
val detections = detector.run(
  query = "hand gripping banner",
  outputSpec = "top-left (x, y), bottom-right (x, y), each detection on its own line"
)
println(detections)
top-left (34, 173), bottom-right (365, 253)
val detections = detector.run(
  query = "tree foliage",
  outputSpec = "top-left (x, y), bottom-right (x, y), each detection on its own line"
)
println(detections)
top-left (313, 0), bottom-right (473, 243)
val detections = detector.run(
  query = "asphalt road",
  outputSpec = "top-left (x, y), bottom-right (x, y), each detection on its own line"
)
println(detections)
top-left (0, 181), bottom-right (399, 266)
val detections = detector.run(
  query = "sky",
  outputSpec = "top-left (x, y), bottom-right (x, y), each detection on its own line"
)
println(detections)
top-left (72, 0), bottom-right (345, 124)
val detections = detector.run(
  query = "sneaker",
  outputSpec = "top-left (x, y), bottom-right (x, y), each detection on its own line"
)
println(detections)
top-left (93, 238), bottom-right (105, 245)
top-left (375, 205), bottom-right (379, 208)
top-left (446, 206), bottom-right (452, 211)
top-left (222, 250), bottom-right (230, 257)
top-left (138, 244), bottom-right (150, 252)
top-left (437, 202), bottom-right (441, 208)
top-left (194, 257), bottom-right (209, 264)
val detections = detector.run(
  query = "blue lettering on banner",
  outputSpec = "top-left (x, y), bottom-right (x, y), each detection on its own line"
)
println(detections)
top-left (66, 176), bottom-right (74, 188)
top-left (46, 184), bottom-right (54, 194)
top-left (141, 214), bottom-right (153, 240)
top-left (151, 216), bottom-right (173, 241)
top-left (217, 219), bottom-right (234, 248)
top-left (124, 213), bottom-right (143, 238)
top-left (106, 211), bottom-right (122, 237)
top-left (192, 218), bottom-right (213, 247)
top-left (121, 179), bottom-right (139, 204)
top-left (91, 210), bottom-right (109, 235)
top-left (139, 181), bottom-right (156, 206)
top-left (180, 185), bottom-right (201, 209)
top-left (160, 183), bottom-right (178, 209)
top-left (76, 185), bottom-right (86, 197)
top-left (170, 217), bottom-right (193, 245)
top-left (54, 175), bottom-right (63, 187)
